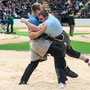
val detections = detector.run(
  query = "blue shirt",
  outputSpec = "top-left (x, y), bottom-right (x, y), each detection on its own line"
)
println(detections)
top-left (28, 15), bottom-right (40, 26)
top-left (1, 19), bottom-right (9, 24)
top-left (39, 14), bottom-right (63, 37)
top-left (28, 14), bottom-right (45, 40)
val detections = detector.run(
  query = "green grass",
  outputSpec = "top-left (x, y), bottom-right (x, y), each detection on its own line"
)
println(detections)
top-left (0, 29), bottom-right (90, 54)
top-left (14, 29), bottom-right (28, 36)
top-left (67, 33), bottom-right (90, 36)
top-left (0, 29), bottom-right (28, 36)
top-left (8, 29), bottom-right (28, 36)
top-left (0, 42), bottom-right (30, 51)
top-left (71, 40), bottom-right (90, 54)
top-left (0, 40), bottom-right (90, 54)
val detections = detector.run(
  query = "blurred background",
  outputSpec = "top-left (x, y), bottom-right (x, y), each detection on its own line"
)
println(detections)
top-left (0, 0), bottom-right (90, 27)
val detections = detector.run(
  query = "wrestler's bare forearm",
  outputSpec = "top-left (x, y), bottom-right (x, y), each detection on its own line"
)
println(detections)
top-left (20, 18), bottom-right (41, 31)
top-left (28, 24), bottom-right (47, 40)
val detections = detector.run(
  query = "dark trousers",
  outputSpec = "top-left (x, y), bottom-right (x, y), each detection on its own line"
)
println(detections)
top-left (11, 24), bottom-right (13, 33)
top-left (69, 25), bottom-right (74, 36)
top-left (54, 31), bottom-right (80, 58)
top-left (7, 23), bottom-right (13, 33)
top-left (47, 44), bottom-right (67, 83)
top-left (20, 43), bottom-right (67, 83)
top-left (20, 60), bottom-right (39, 83)
top-left (50, 31), bottom-right (80, 82)
top-left (7, 24), bottom-right (9, 32)
top-left (54, 61), bottom-right (67, 83)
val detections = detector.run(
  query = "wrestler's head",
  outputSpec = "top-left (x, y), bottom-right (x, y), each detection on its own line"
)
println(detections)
top-left (37, 10), bottom-right (48, 23)
top-left (32, 2), bottom-right (43, 15)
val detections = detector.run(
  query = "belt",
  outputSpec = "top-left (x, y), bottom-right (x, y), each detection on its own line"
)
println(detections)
top-left (55, 31), bottom-right (64, 41)
top-left (48, 31), bottom-right (64, 42)
top-left (47, 35), bottom-right (64, 42)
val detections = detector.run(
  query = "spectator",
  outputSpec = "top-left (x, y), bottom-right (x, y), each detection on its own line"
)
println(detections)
top-left (7, 13), bottom-right (15, 34)
top-left (0, 0), bottom-right (89, 19)
top-left (68, 11), bottom-right (75, 36)
top-left (0, 15), bottom-right (9, 33)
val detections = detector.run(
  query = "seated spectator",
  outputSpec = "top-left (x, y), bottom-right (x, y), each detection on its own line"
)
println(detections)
top-left (0, 0), bottom-right (89, 19)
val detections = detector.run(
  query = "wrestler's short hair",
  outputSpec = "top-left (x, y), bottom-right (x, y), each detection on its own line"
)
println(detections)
top-left (32, 2), bottom-right (42, 12)
top-left (37, 9), bottom-right (48, 17)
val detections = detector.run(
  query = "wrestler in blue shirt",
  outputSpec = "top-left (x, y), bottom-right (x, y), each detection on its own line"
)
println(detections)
top-left (28, 15), bottom-right (46, 40)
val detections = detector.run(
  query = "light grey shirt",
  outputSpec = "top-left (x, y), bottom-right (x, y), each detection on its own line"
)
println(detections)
top-left (39, 14), bottom-right (63, 37)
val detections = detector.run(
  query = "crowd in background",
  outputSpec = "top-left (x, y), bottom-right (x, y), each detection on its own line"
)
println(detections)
top-left (48, 0), bottom-right (90, 18)
top-left (79, 2), bottom-right (90, 18)
top-left (0, 0), bottom-right (37, 19)
top-left (0, 0), bottom-right (90, 19)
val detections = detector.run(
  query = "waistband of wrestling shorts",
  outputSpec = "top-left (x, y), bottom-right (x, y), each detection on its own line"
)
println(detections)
top-left (55, 31), bottom-right (64, 40)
